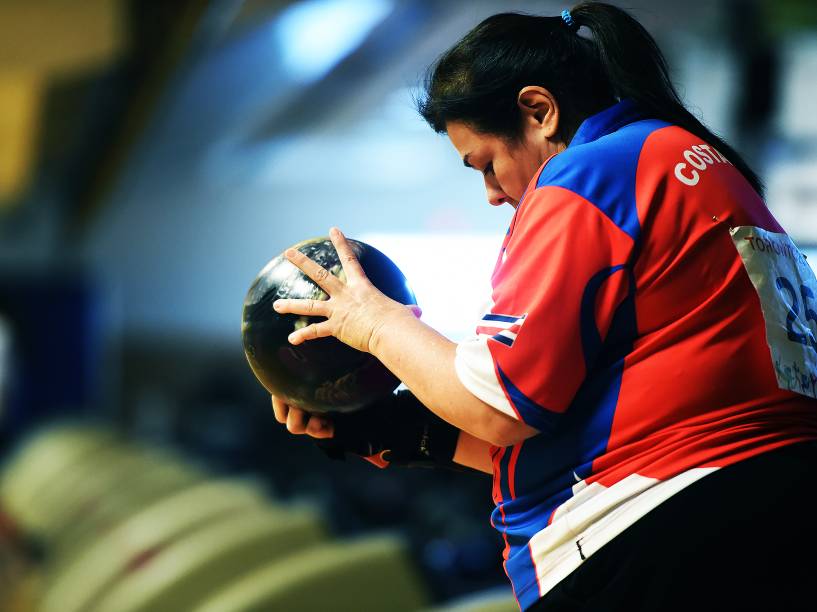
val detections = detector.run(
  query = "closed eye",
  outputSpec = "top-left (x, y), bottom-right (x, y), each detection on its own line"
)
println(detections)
top-left (462, 155), bottom-right (493, 177)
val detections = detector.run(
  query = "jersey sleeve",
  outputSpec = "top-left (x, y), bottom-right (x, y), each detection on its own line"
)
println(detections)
top-left (455, 186), bottom-right (636, 433)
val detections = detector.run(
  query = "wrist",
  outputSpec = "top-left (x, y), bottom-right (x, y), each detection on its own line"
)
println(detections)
top-left (315, 390), bottom-right (461, 470)
top-left (367, 300), bottom-right (417, 355)
top-left (388, 390), bottom-right (459, 468)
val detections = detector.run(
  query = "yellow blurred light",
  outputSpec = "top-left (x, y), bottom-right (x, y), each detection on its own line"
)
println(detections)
top-left (0, 72), bottom-right (42, 204)
top-left (0, 0), bottom-right (124, 76)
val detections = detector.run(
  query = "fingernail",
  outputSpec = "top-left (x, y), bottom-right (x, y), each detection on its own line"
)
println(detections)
top-left (285, 248), bottom-right (296, 258)
top-left (273, 300), bottom-right (281, 310)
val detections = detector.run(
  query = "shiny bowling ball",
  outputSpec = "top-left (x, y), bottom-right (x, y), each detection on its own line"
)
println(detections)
top-left (241, 237), bottom-right (417, 414)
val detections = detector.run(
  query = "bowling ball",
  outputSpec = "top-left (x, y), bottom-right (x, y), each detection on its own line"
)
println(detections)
top-left (241, 237), bottom-right (417, 414)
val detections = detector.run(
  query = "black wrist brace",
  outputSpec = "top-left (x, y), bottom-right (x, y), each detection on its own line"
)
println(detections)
top-left (315, 390), bottom-right (460, 469)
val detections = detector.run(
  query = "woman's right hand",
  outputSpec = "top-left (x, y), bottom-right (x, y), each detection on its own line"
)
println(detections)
top-left (270, 390), bottom-right (462, 470)
top-left (271, 395), bottom-right (334, 439)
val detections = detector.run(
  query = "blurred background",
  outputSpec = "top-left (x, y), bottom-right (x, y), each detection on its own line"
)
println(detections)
top-left (1, 0), bottom-right (816, 610)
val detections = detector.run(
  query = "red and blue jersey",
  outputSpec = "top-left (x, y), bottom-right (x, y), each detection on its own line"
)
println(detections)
top-left (454, 99), bottom-right (817, 609)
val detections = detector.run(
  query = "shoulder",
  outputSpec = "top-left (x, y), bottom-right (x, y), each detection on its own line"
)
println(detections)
top-left (531, 119), bottom-right (672, 241)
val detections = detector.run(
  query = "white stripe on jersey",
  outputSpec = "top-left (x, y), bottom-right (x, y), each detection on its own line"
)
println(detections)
top-left (455, 334), bottom-right (518, 420)
top-left (528, 468), bottom-right (717, 598)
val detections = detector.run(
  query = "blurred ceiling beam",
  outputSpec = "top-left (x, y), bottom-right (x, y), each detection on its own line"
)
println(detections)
top-left (246, 0), bottom-right (447, 141)
top-left (75, 0), bottom-right (211, 230)
top-left (222, 0), bottom-right (294, 41)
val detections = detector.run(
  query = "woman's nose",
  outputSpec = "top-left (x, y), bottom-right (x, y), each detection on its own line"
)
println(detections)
top-left (484, 175), bottom-right (508, 206)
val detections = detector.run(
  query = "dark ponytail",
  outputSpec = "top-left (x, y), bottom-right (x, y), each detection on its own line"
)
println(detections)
top-left (571, 3), bottom-right (763, 194)
top-left (418, 2), bottom-right (764, 196)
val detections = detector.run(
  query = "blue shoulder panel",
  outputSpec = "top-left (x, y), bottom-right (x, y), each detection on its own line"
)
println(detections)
top-left (535, 119), bottom-right (669, 242)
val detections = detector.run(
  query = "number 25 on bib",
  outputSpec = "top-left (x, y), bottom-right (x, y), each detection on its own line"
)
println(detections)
top-left (732, 226), bottom-right (817, 398)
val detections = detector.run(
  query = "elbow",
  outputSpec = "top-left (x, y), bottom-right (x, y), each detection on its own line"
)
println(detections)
top-left (459, 391), bottom-right (540, 447)
top-left (481, 416), bottom-right (539, 448)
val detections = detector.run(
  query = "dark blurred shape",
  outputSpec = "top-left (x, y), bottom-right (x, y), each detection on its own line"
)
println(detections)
top-left (67, 0), bottom-right (212, 230)
top-left (0, 273), bottom-right (101, 439)
top-left (728, 0), bottom-right (780, 164)
top-left (241, 237), bottom-right (416, 413)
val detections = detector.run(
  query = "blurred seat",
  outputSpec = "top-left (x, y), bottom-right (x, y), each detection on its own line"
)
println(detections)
top-left (2, 423), bottom-right (212, 552)
top-left (422, 587), bottom-right (518, 612)
top-left (89, 504), bottom-right (326, 612)
top-left (0, 424), bottom-right (118, 531)
top-left (26, 443), bottom-right (194, 541)
top-left (192, 533), bottom-right (430, 612)
top-left (50, 454), bottom-right (203, 557)
top-left (39, 479), bottom-right (270, 612)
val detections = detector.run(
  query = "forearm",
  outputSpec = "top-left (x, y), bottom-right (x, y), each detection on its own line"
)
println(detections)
top-left (371, 306), bottom-right (538, 447)
top-left (453, 430), bottom-right (493, 474)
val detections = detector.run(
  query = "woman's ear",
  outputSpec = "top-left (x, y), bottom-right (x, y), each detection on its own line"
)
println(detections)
top-left (517, 86), bottom-right (560, 139)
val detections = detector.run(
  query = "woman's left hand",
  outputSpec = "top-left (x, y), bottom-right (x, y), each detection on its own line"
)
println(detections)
top-left (273, 227), bottom-right (419, 353)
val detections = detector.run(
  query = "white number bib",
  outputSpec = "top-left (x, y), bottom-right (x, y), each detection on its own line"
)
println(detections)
top-left (731, 226), bottom-right (817, 398)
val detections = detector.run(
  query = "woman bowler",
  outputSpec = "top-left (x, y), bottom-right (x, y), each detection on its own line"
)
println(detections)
top-left (271, 3), bottom-right (817, 610)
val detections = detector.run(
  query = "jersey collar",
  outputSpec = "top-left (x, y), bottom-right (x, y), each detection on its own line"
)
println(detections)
top-left (568, 99), bottom-right (646, 148)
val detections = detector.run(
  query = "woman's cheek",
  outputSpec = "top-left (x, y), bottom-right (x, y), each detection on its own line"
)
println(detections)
top-left (500, 173), bottom-right (524, 202)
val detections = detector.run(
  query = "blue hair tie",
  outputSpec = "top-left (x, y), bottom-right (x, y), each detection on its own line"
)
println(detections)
top-left (561, 9), bottom-right (578, 32)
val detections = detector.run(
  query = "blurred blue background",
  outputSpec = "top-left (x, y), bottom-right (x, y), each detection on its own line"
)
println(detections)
top-left (1, 0), bottom-right (816, 610)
